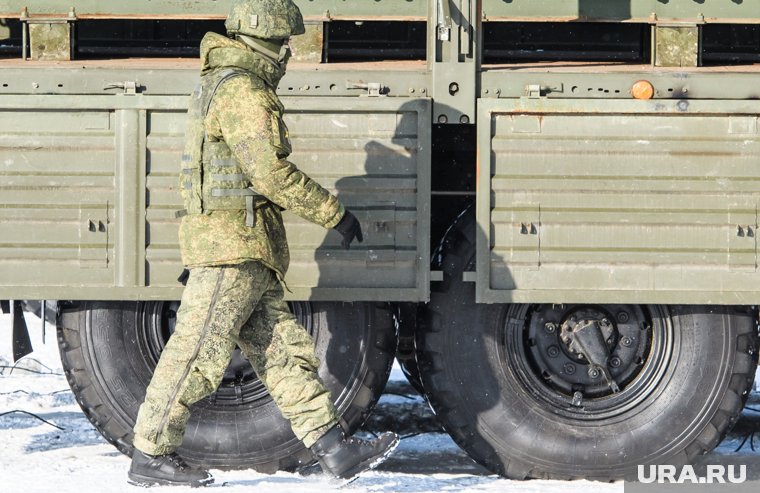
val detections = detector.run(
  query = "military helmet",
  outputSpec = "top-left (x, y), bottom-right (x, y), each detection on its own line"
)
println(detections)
top-left (225, 0), bottom-right (305, 40)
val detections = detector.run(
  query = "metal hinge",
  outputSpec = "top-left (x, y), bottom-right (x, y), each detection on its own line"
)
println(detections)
top-left (346, 81), bottom-right (387, 97)
top-left (104, 81), bottom-right (139, 95)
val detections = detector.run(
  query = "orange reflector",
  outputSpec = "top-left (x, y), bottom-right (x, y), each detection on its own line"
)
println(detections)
top-left (631, 80), bottom-right (654, 100)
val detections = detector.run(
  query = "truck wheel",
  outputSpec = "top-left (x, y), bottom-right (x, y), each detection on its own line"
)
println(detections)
top-left (57, 300), bottom-right (395, 472)
top-left (417, 210), bottom-right (758, 480)
top-left (394, 303), bottom-right (426, 396)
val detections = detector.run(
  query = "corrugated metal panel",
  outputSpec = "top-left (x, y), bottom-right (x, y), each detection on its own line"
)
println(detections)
top-left (145, 110), bottom-right (185, 289)
top-left (284, 102), bottom-right (426, 300)
top-left (478, 99), bottom-right (760, 304)
top-left (0, 109), bottom-right (115, 291)
top-left (0, 94), bottom-right (430, 301)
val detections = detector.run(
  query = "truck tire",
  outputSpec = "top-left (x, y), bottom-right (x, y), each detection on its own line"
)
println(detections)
top-left (417, 209), bottom-right (758, 480)
top-left (57, 300), bottom-right (396, 472)
top-left (394, 303), bottom-right (426, 396)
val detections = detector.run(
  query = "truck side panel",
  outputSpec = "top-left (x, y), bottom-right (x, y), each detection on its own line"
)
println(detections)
top-left (477, 98), bottom-right (760, 304)
top-left (0, 93), bottom-right (431, 301)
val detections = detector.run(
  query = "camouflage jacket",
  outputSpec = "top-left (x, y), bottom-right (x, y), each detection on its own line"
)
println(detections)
top-left (179, 33), bottom-right (345, 275)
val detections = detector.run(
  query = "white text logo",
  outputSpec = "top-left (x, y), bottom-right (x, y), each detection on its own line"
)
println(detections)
top-left (638, 465), bottom-right (746, 484)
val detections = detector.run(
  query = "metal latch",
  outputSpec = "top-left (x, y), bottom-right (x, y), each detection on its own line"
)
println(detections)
top-left (104, 81), bottom-right (139, 95)
top-left (524, 83), bottom-right (563, 99)
top-left (525, 85), bottom-right (543, 98)
top-left (437, 0), bottom-right (452, 41)
top-left (346, 81), bottom-right (387, 97)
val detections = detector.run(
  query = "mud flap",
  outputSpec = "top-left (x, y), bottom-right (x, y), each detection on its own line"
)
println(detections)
top-left (12, 300), bottom-right (33, 362)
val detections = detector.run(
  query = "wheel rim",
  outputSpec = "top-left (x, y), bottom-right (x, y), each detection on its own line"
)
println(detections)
top-left (500, 304), bottom-right (675, 420)
top-left (136, 300), bottom-right (315, 407)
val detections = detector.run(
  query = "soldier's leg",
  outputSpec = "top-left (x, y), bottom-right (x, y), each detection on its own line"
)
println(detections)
top-left (236, 264), bottom-right (399, 481)
top-left (236, 267), bottom-right (338, 448)
top-left (133, 263), bottom-right (270, 456)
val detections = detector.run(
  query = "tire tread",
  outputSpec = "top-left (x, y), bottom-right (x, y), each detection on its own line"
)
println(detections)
top-left (416, 207), bottom-right (759, 481)
top-left (56, 300), bottom-right (396, 471)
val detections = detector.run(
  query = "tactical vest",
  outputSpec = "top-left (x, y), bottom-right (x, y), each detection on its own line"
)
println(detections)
top-left (179, 68), bottom-right (290, 226)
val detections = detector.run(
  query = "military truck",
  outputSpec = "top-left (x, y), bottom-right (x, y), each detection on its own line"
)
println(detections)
top-left (1, 0), bottom-right (759, 481)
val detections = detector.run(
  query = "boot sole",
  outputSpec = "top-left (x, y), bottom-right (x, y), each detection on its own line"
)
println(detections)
top-left (127, 472), bottom-right (214, 488)
top-left (338, 434), bottom-right (401, 484)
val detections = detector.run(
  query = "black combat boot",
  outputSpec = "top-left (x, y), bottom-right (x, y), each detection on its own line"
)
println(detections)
top-left (128, 449), bottom-right (214, 487)
top-left (310, 424), bottom-right (400, 481)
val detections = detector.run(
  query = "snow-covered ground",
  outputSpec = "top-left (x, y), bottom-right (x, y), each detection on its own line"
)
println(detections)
top-left (1, 309), bottom-right (758, 492)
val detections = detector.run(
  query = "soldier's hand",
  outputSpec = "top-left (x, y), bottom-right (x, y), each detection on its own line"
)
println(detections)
top-left (334, 210), bottom-right (363, 250)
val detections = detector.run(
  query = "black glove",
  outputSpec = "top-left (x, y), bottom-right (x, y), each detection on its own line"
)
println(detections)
top-left (177, 268), bottom-right (190, 286)
top-left (334, 210), bottom-right (363, 250)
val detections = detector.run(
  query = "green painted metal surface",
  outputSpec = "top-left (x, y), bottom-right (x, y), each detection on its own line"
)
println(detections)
top-left (481, 0), bottom-right (760, 22)
top-left (429, 0), bottom-right (479, 124)
top-left (3, 0), bottom-right (760, 305)
top-left (0, 93), bottom-right (431, 301)
top-left (3, 1), bottom-right (760, 22)
top-left (0, 67), bottom-right (430, 97)
top-left (477, 98), bottom-right (760, 305)
top-left (3, 66), bottom-right (760, 101)
top-left (480, 70), bottom-right (760, 101)
top-left (0, 0), bottom-right (427, 19)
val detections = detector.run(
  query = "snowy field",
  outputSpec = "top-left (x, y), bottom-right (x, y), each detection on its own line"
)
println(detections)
top-left (2, 309), bottom-right (759, 493)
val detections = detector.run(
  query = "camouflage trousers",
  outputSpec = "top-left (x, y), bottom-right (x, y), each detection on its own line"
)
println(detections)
top-left (132, 261), bottom-right (338, 456)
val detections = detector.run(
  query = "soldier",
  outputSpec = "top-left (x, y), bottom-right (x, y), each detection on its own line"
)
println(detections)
top-left (127, 0), bottom-right (399, 487)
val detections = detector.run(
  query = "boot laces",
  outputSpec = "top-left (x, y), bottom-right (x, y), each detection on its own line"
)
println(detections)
top-left (346, 435), bottom-right (375, 447)
top-left (167, 453), bottom-right (188, 471)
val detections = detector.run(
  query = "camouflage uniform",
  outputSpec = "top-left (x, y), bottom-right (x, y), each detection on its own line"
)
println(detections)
top-left (132, 31), bottom-right (343, 456)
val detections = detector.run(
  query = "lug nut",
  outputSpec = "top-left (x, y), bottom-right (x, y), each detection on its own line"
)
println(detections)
top-left (600, 318), bottom-right (611, 327)
top-left (544, 322), bottom-right (556, 333)
top-left (621, 336), bottom-right (633, 347)
top-left (610, 356), bottom-right (622, 368)
top-left (588, 367), bottom-right (600, 379)
top-left (547, 345), bottom-right (560, 358)
top-left (563, 363), bottom-right (576, 375)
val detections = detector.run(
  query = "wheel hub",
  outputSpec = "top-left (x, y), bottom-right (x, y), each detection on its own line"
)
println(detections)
top-left (559, 309), bottom-right (617, 363)
top-left (523, 305), bottom-right (651, 401)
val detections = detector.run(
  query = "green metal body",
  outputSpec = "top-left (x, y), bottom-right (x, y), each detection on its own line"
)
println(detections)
top-left (0, 85), bottom-right (430, 301)
top-left (0, 1), bottom-right (759, 304)
top-left (478, 98), bottom-right (760, 304)
top-left (0, 1), bottom-right (428, 19)
top-left (4, 1), bottom-right (760, 22)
